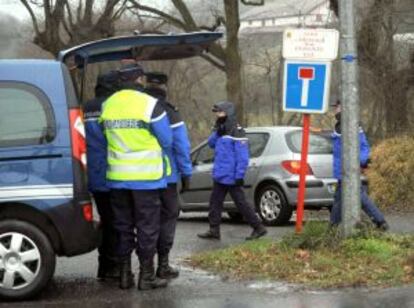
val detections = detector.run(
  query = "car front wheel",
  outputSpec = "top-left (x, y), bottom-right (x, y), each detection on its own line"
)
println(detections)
top-left (0, 220), bottom-right (56, 300)
top-left (256, 184), bottom-right (292, 226)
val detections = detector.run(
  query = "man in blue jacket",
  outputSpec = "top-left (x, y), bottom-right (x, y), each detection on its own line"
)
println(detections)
top-left (197, 101), bottom-right (267, 241)
top-left (100, 63), bottom-right (173, 290)
top-left (145, 72), bottom-right (192, 279)
top-left (330, 101), bottom-right (389, 230)
top-left (84, 71), bottom-right (120, 280)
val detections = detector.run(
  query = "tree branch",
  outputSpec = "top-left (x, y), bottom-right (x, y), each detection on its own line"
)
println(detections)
top-left (64, 0), bottom-right (75, 28)
top-left (83, 0), bottom-right (94, 25)
top-left (113, 0), bottom-right (129, 20)
top-left (240, 0), bottom-right (264, 6)
top-left (200, 53), bottom-right (225, 71)
top-left (20, 0), bottom-right (41, 35)
top-left (128, 0), bottom-right (188, 30)
top-left (128, 0), bottom-right (226, 64)
top-left (171, 0), bottom-right (197, 29)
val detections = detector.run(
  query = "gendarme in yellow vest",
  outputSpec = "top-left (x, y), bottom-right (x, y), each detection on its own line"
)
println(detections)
top-left (100, 89), bottom-right (170, 181)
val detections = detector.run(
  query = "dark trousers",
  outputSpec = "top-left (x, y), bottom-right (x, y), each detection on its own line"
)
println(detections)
top-left (209, 181), bottom-right (261, 229)
top-left (93, 191), bottom-right (117, 262)
top-left (157, 184), bottom-right (179, 256)
top-left (111, 189), bottom-right (162, 262)
top-left (330, 182), bottom-right (386, 225)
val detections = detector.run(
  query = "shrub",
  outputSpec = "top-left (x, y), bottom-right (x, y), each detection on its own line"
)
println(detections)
top-left (281, 221), bottom-right (341, 250)
top-left (366, 135), bottom-right (414, 211)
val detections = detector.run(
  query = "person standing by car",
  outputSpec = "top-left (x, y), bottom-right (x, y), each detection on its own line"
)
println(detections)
top-left (84, 71), bottom-right (120, 280)
top-left (145, 72), bottom-right (192, 280)
top-left (100, 63), bottom-right (173, 290)
top-left (197, 101), bottom-right (267, 241)
top-left (330, 100), bottom-right (389, 230)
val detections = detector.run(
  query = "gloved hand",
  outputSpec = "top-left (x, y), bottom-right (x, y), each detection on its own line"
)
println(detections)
top-left (215, 117), bottom-right (227, 136)
top-left (180, 176), bottom-right (191, 193)
top-left (360, 158), bottom-right (371, 169)
top-left (235, 179), bottom-right (244, 187)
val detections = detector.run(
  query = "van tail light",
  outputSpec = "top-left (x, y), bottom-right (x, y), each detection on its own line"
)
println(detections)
top-left (69, 108), bottom-right (87, 169)
top-left (82, 202), bottom-right (93, 222)
top-left (281, 160), bottom-right (313, 175)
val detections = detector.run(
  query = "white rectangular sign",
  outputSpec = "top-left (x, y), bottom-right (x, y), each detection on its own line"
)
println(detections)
top-left (283, 28), bottom-right (339, 61)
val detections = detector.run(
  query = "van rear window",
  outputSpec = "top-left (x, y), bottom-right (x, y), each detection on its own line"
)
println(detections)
top-left (286, 130), bottom-right (332, 154)
top-left (0, 82), bottom-right (56, 147)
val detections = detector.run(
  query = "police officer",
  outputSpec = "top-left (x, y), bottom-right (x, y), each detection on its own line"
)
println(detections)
top-left (99, 63), bottom-right (173, 290)
top-left (84, 71), bottom-right (120, 280)
top-left (197, 101), bottom-right (267, 241)
top-left (145, 72), bottom-right (192, 279)
top-left (330, 100), bottom-right (389, 230)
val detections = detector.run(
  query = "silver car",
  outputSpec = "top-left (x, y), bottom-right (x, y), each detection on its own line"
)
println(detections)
top-left (179, 126), bottom-right (337, 226)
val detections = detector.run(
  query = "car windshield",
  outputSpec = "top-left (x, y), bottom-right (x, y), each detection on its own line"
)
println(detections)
top-left (285, 130), bottom-right (332, 154)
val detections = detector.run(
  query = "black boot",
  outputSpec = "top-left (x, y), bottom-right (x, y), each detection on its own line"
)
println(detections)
top-left (138, 259), bottom-right (168, 291)
top-left (197, 227), bottom-right (220, 240)
top-left (97, 256), bottom-right (121, 280)
top-left (245, 224), bottom-right (267, 241)
top-left (97, 256), bottom-right (108, 280)
top-left (119, 259), bottom-right (134, 290)
top-left (157, 254), bottom-right (179, 279)
top-left (104, 262), bottom-right (121, 279)
top-left (376, 221), bottom-right (390, 231)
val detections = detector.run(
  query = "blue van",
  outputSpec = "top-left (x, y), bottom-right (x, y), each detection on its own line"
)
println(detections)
top-left (0, 32), bottom-right (222, 300)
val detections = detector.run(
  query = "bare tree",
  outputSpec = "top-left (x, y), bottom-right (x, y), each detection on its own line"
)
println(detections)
top-left (127, 0), bottom-right (264, 124)
top-left (20, 0), bottom-right (129, 56)
top-left (331, 0), bottom-right (414, 139)
top-left (358, 0), bottom-right (413, 138)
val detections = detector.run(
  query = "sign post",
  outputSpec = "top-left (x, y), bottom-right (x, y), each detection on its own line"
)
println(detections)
top-left (295, 114), bottom-right (310, 233)
top-left (282, 28), bottom-right (339, 233)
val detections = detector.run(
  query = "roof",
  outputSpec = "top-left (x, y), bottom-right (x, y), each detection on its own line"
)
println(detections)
top-left (240, 0), bottom-right (327, 21)
top-left (0, 60), bottom-right (67, 105)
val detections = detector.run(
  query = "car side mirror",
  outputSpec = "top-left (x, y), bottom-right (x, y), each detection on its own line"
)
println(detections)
top-left (192, 160), bottom-right (199, 166)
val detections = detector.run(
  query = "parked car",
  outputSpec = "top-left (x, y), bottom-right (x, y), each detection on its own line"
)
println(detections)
top-left (179, 126), bottom-right (337, 226)
top-left (0, 32), bottom-right (222, 300)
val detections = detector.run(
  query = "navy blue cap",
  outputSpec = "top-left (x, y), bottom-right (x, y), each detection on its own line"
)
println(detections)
top-left (146, 72), bottom-right (168, 85)
top-left (119, 63), bottom-right (145, 81)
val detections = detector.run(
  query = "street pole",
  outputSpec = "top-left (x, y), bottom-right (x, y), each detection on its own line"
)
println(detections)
top-left (339, 0), bottom-right (361, 237)
top-left (295, 114), bottom-right (311, 234)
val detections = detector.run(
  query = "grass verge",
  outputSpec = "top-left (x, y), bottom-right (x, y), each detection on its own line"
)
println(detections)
top-left (188, 222), bottom-right (414, 288)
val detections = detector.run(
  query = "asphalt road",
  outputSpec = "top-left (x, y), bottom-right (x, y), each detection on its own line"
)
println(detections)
top-left (2, 211), bottom-right (414, 307)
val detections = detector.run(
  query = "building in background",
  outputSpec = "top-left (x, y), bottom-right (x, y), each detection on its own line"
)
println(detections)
top-left (240, 0), bottom-right (334, 35)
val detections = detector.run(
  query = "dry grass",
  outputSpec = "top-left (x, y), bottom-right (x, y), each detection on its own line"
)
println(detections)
top-left (188, 222), bottom-right (414, 288)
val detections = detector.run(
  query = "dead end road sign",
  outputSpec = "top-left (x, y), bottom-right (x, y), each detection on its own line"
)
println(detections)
top-left (283, 60), bottom-right (332, 114)
top-left (281, 28), bottom-right (339, 233)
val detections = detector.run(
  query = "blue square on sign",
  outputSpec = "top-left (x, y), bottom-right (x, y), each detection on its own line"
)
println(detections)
top-left (283, 60), bottom-right (331, 114)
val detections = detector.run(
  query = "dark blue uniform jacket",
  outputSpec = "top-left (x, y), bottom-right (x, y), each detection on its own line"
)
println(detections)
top-left (145, 87), bottom-right (192, 184)
top-left (208, 101), bottom-right (249, 185)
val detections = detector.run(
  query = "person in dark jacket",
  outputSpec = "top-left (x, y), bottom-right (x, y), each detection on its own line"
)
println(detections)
top-left (103, 62), bottom-right (172, 290)
top-left (197, 101), bottom-right (267, 241)
top-left (83, 71), bottom-right (120, 280)
top-left (145, 72), bottom-right (192, 280)
top-left (330, 100), bottom-right (389, 230)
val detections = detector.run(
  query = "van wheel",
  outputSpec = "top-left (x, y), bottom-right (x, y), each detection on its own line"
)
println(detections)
top-left (256, 184), bottom-right (292, 226)
top-left (0, 220), bottom-right (56, 300)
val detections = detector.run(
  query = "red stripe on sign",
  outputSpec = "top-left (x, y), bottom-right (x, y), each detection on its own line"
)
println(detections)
top-left (299, 67), bottom-right (314, 79)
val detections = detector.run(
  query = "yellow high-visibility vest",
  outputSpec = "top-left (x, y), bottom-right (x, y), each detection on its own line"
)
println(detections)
top-left (99, 89), bottom-right (170, 181)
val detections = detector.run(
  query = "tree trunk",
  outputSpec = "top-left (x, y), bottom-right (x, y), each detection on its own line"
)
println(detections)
top-left (358, 0), bottom-right (411, 138)
top-left (224, 0), bottom-right (244, 124)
